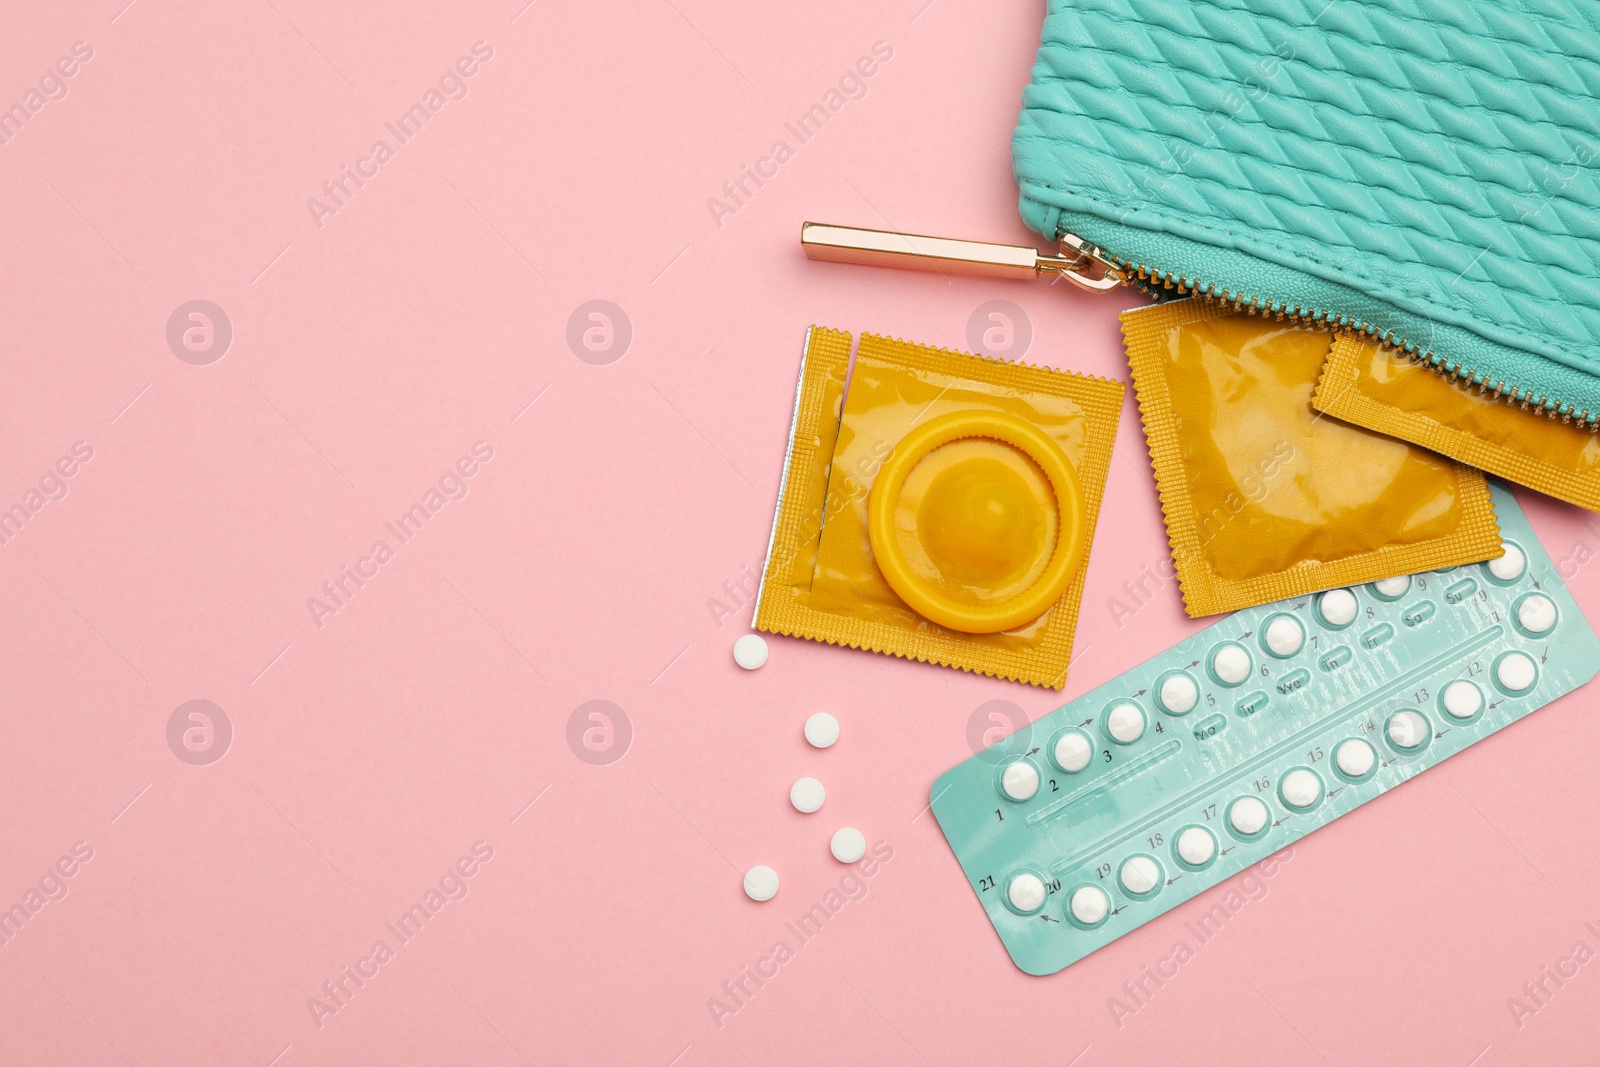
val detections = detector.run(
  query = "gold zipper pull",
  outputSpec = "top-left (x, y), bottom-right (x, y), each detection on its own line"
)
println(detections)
top-left (801, 222), bottom-right (1125, 293)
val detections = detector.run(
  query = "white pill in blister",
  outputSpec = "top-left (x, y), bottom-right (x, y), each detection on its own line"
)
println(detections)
top-left (1518, 594), bottom-right (1557, 636)
top-left (743, 865), bottom-right (779, 901)
top-left (1488, 542), bottom-right (1526, 582)
top-left (1264, 615), bottom-right (1305, 656)
top-left (733, 633), bottom-right (769, 670)
top-left (1177, 826), bottom-right (1216, 867)
top-left (1387, 710), bottom-right (1428, 750)
top-left (1008, 872), bottom-right (1047, 913)
top-left (1335, 737), bottom-right (1376, 778)
top-left (1070, 884), bottom-right (1109, 925)
top-left (1000, 761), bottom-right (1039, 801)
top-left (1106, 702), bottom-right (1146, 743)
top-left (1229, 796), bottom-right (1269, 836)
top-left (1281, 768), bottom-right (1323, 809)
top-left (1120, 855), bottom-right (1161, 896)
top-left (1211, 644), bottom-right (1252, 685)
top-left (1055, 731), bottom-right (1092, 772)
top-left (830, 827), bottom-right (866, 863)
top-left (1441, 680), bottom-right (1484, 720)
top-left (790, 777), bottom-right (825, 813)
top-left (1372, 575), bottom-right (1411, 598)
top-left (1318, 588), bottom-right (1358, 627)
top-left (804, 712), bottom-right (840, 748)
top-left (1159, 673), bottom-right (1199, 714)
top-left (1497, 651), bottom-right (1537, 693)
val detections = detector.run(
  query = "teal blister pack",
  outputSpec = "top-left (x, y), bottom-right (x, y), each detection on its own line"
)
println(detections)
top-left (932, 484), bottom-right (1599, 975)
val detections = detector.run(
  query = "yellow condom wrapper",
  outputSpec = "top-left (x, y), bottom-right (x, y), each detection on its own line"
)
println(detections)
top-left (1120, 300), bottom-right (1501, 617)
top-left (1313, 334), bottom-right (1600, 513)
top-left (755, 327), bottom-right (1124, 689)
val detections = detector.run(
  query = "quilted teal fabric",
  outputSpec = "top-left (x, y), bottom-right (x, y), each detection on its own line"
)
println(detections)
top-left (1014, 0), bottom-right (1600, 419)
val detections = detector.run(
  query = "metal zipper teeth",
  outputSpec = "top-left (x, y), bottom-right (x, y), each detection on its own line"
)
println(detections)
top-left (1113, 259), bottom-right (1600, 431)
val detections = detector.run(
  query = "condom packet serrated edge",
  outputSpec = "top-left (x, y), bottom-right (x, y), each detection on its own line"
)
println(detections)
top-left (754, 326), bottom-right (1124, 689)
top-left (1121, 300), bottom-right (1503, 617)
top-left (1313, 334), bottom-right (1600, 513)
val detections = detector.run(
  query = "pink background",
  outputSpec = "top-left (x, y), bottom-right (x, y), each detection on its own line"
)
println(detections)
top-left (4, 1), bottom-right (1600, 1064)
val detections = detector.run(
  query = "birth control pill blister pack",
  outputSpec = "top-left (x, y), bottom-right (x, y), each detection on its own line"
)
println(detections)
top-left (931, 483), bottom-right (1599, 975)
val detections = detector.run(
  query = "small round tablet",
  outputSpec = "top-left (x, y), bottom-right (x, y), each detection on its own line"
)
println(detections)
top-left (1263, 614), bottom-right (1305, 657)
top-left (1496, 651), bottom-right (1537, 694)
top-left (804, 712), bottom-right (840, 748)
top-left (1000, 760), bottom-right (1039, 801)
top-left (790, 777), bottom-right (826, 813)
top-left (830, 827), bottom-right (866, 863)
top-left (1318, 588), bottom-right (1358, 628)
top-left (1487, 542), bottom-right (1526, 582)
top-left (1335, 737), bottom-right (1376, 779)
top-left (1054, 730), bottom-right (1092, 773)
top-left (1280, 768), bottom-right (1323, 810)
top-left (1070, 884), bottom-right (1109, 925)
top-left (1211, 643), bottom-right (1252, 686)
top-left (1105, 702), bottom-right (1146, 743)
top-left (1440, 680), bottom-right (1484, 721)
top-left (1119, 855), bottom-right (1161, 896)
top-left (743, 865), bottom-right (779, 901)
top-left (1176, 826), bottom-right (1216, 867)
top-left (1387, 710), bottom-right (1429, 751)
top-left (1007, 872), bottom-right (1047, 913)
top-left (1517, 594), bottom-right (1557, 636)
top-left (1371, 575), bottom-right (1411, 599)
top-left (733, 633), bottom-right (769, 670)
top-left (1229, 796), bottom-right (1269, 836)
top-left (1158, 673), bottom-right (1199, 715)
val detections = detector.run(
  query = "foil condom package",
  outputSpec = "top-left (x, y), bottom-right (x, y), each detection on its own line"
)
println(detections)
top-left (1119, 300), bottom-right (1502, 617)
top-left (755, 327), bottom-right (1123, 689)
top-left (1314, 333), bottom-right (1600, 513)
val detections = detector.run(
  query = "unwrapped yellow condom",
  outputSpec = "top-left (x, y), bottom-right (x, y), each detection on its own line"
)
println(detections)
top-left (869, 411), bottom-right (1085, 633)
top-left (755, 328), bottom-right (1124, 689)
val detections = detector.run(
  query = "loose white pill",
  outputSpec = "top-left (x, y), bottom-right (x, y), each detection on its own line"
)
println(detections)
top-left (1497, 651), bottom-right (1537, 693)
top-left (1372, 575), bottom-right (1411, 598)
top-left (1070, 884), bottom-right (1109, 925)
top-left (790, 777), bottom-right (825, 813)
top-left (1335, 737), bottom-right (1376, 778)
top-left (743, 865), bottom-right (779, 901)
top-left (1211, 643), bottom-right (1252, 685)
top-left (804, 712), bottom-right (840, 748)
top-left (1054, 730), bottom-right (1092, 772)
top-left (1008, 872), bottom-right (1047, 913)
top-left (1120, 855), bottom-right (1162, 896)
top-left (1387, 710), bottom-right (1429, 750)
top-left (1229, 796), bottom-right (1269, 836)
top-left (1281, 768), bottom-right (1323, 810)
top-left (1264, 615), bottom-right (1305, 656)
top-left (1487, 542), bottom-right (1526, 582)
top-left (1177, 826), bottom-right (1217, 867)
top-left (1159, 673), bottom-right (1199, 715)
top-left (830, 827), bottom-right (866, 863)
top-left (1318, 588), bottom-right (1358, 627)
top-left (1441, 680), bottom-right (1484, 720)
top-left (1000, 760), bottom-right (1039, 801)
top-left (733, 633), bottom-right (769, 670)
top-left (1518, 594), bottom-right (1557, 636)
top-left (1105, 702), bottom-right (1146, 743)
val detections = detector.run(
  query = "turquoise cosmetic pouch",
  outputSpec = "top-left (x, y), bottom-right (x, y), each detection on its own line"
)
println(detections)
top-left (1014, 0), bottom-right (1600, 423)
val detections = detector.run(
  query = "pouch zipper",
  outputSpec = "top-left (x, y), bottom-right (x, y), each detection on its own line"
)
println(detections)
top-left (802, 221), bottom-right (1598, 429)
